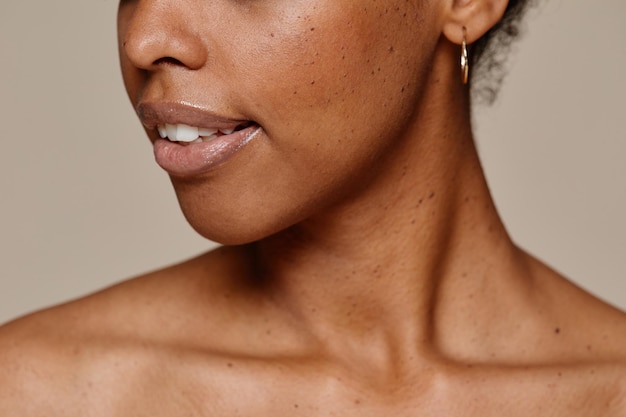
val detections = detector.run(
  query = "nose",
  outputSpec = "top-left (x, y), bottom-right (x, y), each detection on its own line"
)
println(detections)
top-left (119, 1), bottom-right (208, 71)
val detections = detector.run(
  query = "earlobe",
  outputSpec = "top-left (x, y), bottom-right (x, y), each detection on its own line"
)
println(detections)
top-left (442, 0), bottom-right (509, 45)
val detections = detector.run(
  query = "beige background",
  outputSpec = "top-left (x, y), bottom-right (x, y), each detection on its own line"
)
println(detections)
top-left (0, 1), bottom-right (624, 323)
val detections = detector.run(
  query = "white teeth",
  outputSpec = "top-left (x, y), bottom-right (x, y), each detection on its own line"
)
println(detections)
top-left (157, 123), bottom-right (245, 143)
top-left (165, 123), bottom-right (199, 142)
top-left (198, 127), bottom-right (218, 137)
top-left (165, 124), bottom-right (177, 140)
top-left (202, 134), bottom-right (219, 142)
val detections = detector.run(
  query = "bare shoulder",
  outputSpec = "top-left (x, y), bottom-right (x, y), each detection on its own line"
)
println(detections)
top-left (523, 255), bottom-right (626, 362)
top-left (522, 259), bottom-right (626, 413)
top-left (0, 246), bottom-right (251, 415)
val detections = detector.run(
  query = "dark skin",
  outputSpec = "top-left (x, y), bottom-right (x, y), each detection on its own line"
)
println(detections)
top-left (1, 0), bottom-right (625, 415)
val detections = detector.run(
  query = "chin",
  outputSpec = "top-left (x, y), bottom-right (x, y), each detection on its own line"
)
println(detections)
top-left (172, 184), bottom-right (301, 246)
top-left (185, 215), bottom-right (278, 246)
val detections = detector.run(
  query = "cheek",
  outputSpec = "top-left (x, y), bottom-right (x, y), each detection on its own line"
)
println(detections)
top-left (232, 3), bottom-right (434, 178)
top-left (239, 3), bottom-right (430, 136)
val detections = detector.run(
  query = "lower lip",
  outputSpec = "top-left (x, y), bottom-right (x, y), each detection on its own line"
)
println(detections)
top-left (153, 125), bottom-right (262, 177)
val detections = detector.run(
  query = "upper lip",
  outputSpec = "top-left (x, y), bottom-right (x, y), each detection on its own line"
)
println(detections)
top-left (136, 102), bottom-right (251, 131)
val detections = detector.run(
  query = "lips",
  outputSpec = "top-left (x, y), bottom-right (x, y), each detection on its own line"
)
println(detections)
top-left (137, 102), bottom-right (262, 177)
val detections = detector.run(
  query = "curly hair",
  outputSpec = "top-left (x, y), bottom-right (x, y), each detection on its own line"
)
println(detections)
top-left (471, 0), bottom-right (537, 104)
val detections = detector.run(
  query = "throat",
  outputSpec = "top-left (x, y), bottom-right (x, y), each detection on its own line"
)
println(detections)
top-left (242, 131), bottom-right (519, 364)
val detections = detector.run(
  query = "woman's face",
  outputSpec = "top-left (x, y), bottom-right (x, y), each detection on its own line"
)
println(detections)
top-left (118, 0), bottom-right (444, 244)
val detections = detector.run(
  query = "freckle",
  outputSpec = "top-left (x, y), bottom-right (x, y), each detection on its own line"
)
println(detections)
top-left (227, 363), bottom-right (233, 368)
top-left (401, 86), bottom-right (405, 93)
top-left (310, 27), bottom-right (315, 31)
top-left (270, 33), bottom-right (275, 37)
top-left (429, 192), bottom-right (435, 199)
top-left (310, 80), bottom-right (315, 85)
top-left (388, 46), bottom-right (394, 53)
top-left (554, 327), bottom-right (561, 334)
top-left (354, 399), bottom-right (361, 405)
top-left (294, 404), bottom-right (299, 408)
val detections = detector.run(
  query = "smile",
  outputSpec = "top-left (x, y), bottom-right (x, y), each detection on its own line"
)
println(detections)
top-left (158, 122), bottom-right (254, 144)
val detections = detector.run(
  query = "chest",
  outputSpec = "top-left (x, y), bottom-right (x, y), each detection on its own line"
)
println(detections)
top-left (101, 371), bottom-right (615, 417)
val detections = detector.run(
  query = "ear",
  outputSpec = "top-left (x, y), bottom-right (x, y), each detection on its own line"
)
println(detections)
top-left (442, 0), bottom-right (509, 45)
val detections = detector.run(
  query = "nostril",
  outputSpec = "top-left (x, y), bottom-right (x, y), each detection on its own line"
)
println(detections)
top-left (153, 57), bottom-right (186, 67)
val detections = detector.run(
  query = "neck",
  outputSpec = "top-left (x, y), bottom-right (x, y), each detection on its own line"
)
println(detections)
top-left (246, 46), bottom-right (530, 366)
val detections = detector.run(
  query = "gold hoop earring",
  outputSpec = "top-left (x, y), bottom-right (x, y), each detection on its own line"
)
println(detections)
top-left (461, 26), bottom-right (469, 85)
